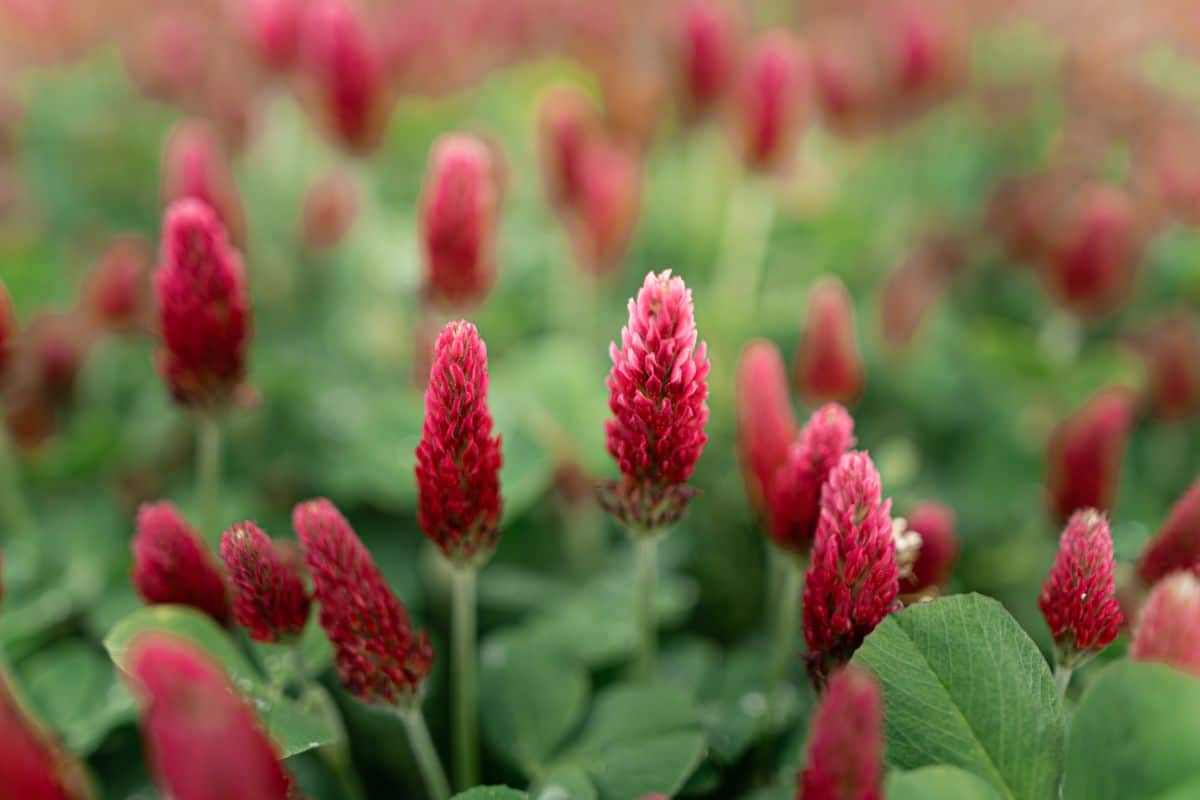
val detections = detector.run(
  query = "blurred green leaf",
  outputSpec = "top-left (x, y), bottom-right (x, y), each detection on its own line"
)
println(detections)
top-left (886, 766), bottom-right (1007, 800)
top-left (451, 788), bottom-right (529, 800)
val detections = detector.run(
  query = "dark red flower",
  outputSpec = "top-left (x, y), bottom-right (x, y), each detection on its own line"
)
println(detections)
top-left (302, 170), bottom-right (359, 252)
top-left (162, 120), bottom-right (246, 247)
top-left (674, 0), bottom-right (740, 120)
top-left (735, 339), bottom-right (798, 518)
top-left (795, 277), bottom-right (864, 406)
top-left (415, 321), bottom-right (503, 565)
top-left (537, 83), bottom-right (599, 212)
top-left (154, 198), bottom-right (253, 410)
top-left (732, 30), bottom-right (808, 172)
top-left (1137, 478), bottom-right (1200, 586)
top-left (797, 664), bottom-right (884, 800)
top-left (768, 403), bottom-right (855, 555)
top-left (220, 522), bottom-right (312, 644)
top-left (1131, 571), bottom-right (1200, 678)
top-left (1038, 509), bottom-right (1123, 662)
top-left (294, 498), bottom-right (433, 705)
top-left (127, 634), bottom-right (293, 800)
top-left (84, 235), bottom-right (151, 331)
top-left (1046, 386), bottom-right (1136, 524)
top-left (131, 501), bottom-right (231, 625)
top-left (0, 670), bottom-right (89, 800)
top-left (1043, 185), bottom-right (1141, 317)
top-left (600, 270), bottom-right (710, 532)
top-left (26, 312), bottom-right (88, 403)
top-left (0, 279), bottom-right (16, 379)
top-left (901, 500), bottom-right (958, 596)
top-left (803, 451), bottom-right (899, 685)
top-left (1137, 313), bottom-right (1200, 421)
top-left (568, 138), bottom-right (642, 276)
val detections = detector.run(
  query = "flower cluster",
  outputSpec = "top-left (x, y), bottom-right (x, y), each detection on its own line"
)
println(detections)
top-left (795, 277), bottom-right (864, 406)
top-left (901, 500), bottom-right (959, 597)
top-left (797, 665), bottom-right (884, 800)
top-left (1131, 571), bottom-right (1200, 678)
top-left (415, 320), bottom-right (503, 565)
top-left (131, 501), bottom-right (231, 625)
top-left (219, 522), bottom-right (312, 643)
top-left (1137, 478), bottom-right (1200, 585)
top-left (1038, 509), bottom-right (1123, 664)
top-left (1045, 386), bottom-right (1135, 523)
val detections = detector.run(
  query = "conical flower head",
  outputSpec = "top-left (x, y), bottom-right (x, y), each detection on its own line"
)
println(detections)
top-left (537, 83), bottom-right (598, 212)
top-left (795, 277), bottom-right (864, 406)
top-left (674, 0), bottom-right (740, 119)
top-left (419, 134), bottom-right (500, 309)
top-left (797, 665), bottom-right (884, 800)
top-left (1038, 509), bottom-right (1123, 663)
top-left (735, 339), bottom-right (797, 519)
top-left (567, 137), bottom-right (642, 277)
top-left (802, 451), bottom-right (898, 685)
top-left (131, 501), bottom-right (230, 625)
top-left (1046, 386), bottom-right (1135, 523)
top-left (768, 403), bottom-right (855, 555)
top-left (294, 498), bottom-right (433, 704)
top-left (733, 29), bottom-right (808, 172)
top-left (154, 198), bottom-right (252, 410)
top-left (127, 633), bottom-right (292, 800)
top-left (1131, 571), bottom-right (1200, 678)
top-left (415, 321), bottom-right (503, 565)
top-left (1044, 185), bottom-right (1141, 317)
top-left (84, 235), bottom-right (151, 332)
top-left (1138, 313), bottom-right (1200, 421)
top-left (1137, 478), bottom-right (1200, 585)
top-left (0, 669), bottom-right (89, 800)
top-left (901, 500), bottom-right (958, 596)
top-left (601, 270), bottom-right (710, 532)
top-left (161, 120), bottom-right (246, 247)
top-left (220, 522), bottom-right (312, 644)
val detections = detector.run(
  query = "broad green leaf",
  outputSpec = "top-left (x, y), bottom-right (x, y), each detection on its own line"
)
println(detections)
top-left (887, 766), bottom-right (1007, 800)
top-left (254, 620), bottom-right (334, 689)
top-left (851, 593), bottom-right (1064, 800)
top-left (450, 788), bottom-right (529, 800)
top-left (565, 685), bottom-right (697, 757)
top-left (585, 731), bottom-right (706, 800)
top-left (19, 641), bottom-right (136, 754)
top-left (1063, 660), bottom-right (1200, 800)
top-left (529, 766), bottom-right (598, 800)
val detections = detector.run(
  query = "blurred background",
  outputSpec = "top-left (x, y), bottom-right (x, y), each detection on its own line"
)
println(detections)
top-left (0, 0), bottom-right (1198, 797)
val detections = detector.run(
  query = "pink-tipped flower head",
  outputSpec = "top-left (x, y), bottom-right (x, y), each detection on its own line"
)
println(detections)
top-left (795, 277), bottom-right (865, 406)
top-left (802, 451), bottom-right (899, 685)
top-left (415, 321), bottom-right (503, 566)
top-left (1046, 386), bottom-right (1136, 524)
top-left (601, 270), bottom-right (710, 533)
top-left (674, 0), bottom-right (740, 120)
top-left (162, 120), bottom-right (247, 247)
top-left (537, 83), bottom-right (599, 212)
top-left (1131, 571), bottom-right (1200, 678)
top-left (901, 500), bottom-right (958, 597)
top-left (0, 671), bottom-right (89, 800)
top-left (0, 279), bottom-right (15, 379)
top-left (1038, 509), bottom-right (1123, 665)
top-left (155, 198), bottom-right (253, 410)
top-left (568, 138), bottom-right (643, 277)
top-left (1137, 313), bottom-right (1200, 421)
top-left (127, 634), bottom-right (292, 800)
top-left (732, 29), bottom-right (808, 173)
top-left (131, 501), bottom-right (230, 625)
top-left (768, 403), bottom-right (855, 555)
top-left (797, 664), bottom-right (884, 800)
top-left (294, 498), bottom-right (433, 705)
top-left (1044, 185), bottom-right (1141, 318)
top-left (302, 170), bottom-right (359, 252)
top-left (735, 339), bottom-right (798, 518)
top-left (84, 235), bottom-right (151, 332)
top-left (219, 522), bottom-right (312, 644)
top-left (1138, 478), bottom-right (1200, 586)
top-left (419, 134), bottom-right (500, 309)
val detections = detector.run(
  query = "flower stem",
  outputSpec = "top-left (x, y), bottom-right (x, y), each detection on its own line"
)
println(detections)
top-left (401, 706), bottom-right (452, 800)
top-left (769, 552), bottom-right (805, 714)
top-left (713, 176), bottom-right (775, 323)
top-left (1054, 664), bottom-right (1074, 699)
top-left (0, 413), bottom-right (35, 540)
top-left (302, 684), bottom-right (365, 800)
top-left (634, 535), bottom-right (658, 679)
top-left (195, 414), bottom-right (222, 542)
top-left (451, 565), bottom-right (479, 790)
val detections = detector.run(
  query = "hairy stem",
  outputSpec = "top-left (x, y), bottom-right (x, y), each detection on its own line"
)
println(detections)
top-left (401, 706), bottom-right (452, 800)
top-left (1054, 664), bottom-right (1074, 699)
top-left (634, 535), bottom-right (658, 679)
top-left (451, 565), bottom-right (479, 789)
top-left (769, 552), bottom-right (805, 715)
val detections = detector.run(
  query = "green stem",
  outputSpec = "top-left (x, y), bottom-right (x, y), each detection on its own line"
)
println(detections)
top-left (1054, 665), bottom-right (1073, 699)
top-left (195, 415), bottom-right (222, 541)
top-left (302, 684), bottom-right (365, 800)
top-left (634, 536), bottom-right (658, 679)
top-left (712, 177), bottom-right (776, 322)
top-left (451, 565), bottom-right (479, 790)
top-left (0, 413), bottom-right (35, 540)
top-left (401, 705), bottom-right (452, 800)
top-left (769, 552), bottom-right (805, 710)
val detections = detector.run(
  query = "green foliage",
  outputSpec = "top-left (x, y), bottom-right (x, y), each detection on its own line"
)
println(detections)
top-left (886, 766), bottom-right (1007, 800)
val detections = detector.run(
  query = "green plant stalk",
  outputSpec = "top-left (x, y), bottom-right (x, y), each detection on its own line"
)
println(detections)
top-left (300, 680), bottom-right (366, 800)
top-left (712, 176), bottom-right (776, 325)
top-left (1054, 664), bottom-right (1073, 699)
top-left (401, 705), bottom-right (452, 800)
top-left (634, 535), bottom-right (658, 679)
top-left (195, 414), bottom-right (222, 541)
top-left (769, 551), bottom-right (805, 711)
top-left (451, 565), bottom-right (479, 790)
top-left (0, 410), bottom-right (35, 540)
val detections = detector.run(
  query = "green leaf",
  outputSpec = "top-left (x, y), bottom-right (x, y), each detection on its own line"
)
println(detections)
top-left (529, 766), bottom-right (598, 800)
top-left (886, 766), bottom-right (1007, 800)
top-left (851, 593), bottom-right (1064, 800)
top-left (1063, 660), bottom-right (1200, 800)
top-left (585, 731), bottom-right (706, 800)
top-left (480, 637), bottom-right (590, 773)
top-left (450, 788), bottom-right (529, 800)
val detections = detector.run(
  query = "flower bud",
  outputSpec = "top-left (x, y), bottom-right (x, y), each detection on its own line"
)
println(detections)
top-left (901, 500), bottom-right (958, 597)
top-left (220, 522), bottom-right (312, 644)
top-left (1137, 478), bottom-right (1200, 586)
top-left (0, 670), bottom-right (89, 800)
top-left (673, 0), bottom-right (740, 120)
top-left (768, 403), bottom-right (855, 555)
top-left (162, 120), bottom-right (246, 247)
top-left (1131, 571), bottom-right (1200, 678)
top-left (1045, 386), bottom-right (1136, 524)
top-left (568, 138), bottom-right (642, 276)
top-left (1136, 313), bottom-right (1200, 421)
top-left (797, 665), bottom-right (884, 799)
top-left (537, 83), bottom-right (599, 211)
top-left (1039, 509), bottom-right (1123, 664)
top-left (735, 339), bottom-right (798, 518)
top-left (1043, 185), bottom-right (1141, 317)
top-left (795, 276), bottom-right (864, 406)
top-left (83, 235), bottom-right (151, 331)
top-left (131, 501), bottom-right (231, 625)
top-left (302, 170), bottom-right (359, 252)
top-left (732, 30), bottom-right (808, 172)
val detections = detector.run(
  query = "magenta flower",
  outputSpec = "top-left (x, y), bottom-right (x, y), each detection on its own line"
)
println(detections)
top-left (1038, 509), bottom-right (1123, 664)
top-left (237, 0), bottom-right (303, 71)
top-left (735, 339), bottom-right (797, 519)
top-left (1138, 478), bottom-right (1200, 586)
top-left (537, 84), bottom-right (598, 212)
top-left (732, 29), bottom-right (808, 172)
top-left (1045, 386), bottom-right (1136, 524)
top-left (1138, 313), bottom-right (1200, 421)
top-left (161, 120), bottom-right (246, 247)
top-left (0, 279), bottom-right (15, 379)
top-left (901, 500), bottom-right (959, 596)
top-left (568, 138), bottom-right (642, 277)
top-left (131, 501), bottom-right (230, 625)
top-left (795, 277), bottom-right (865, 407)
top-left (1043, 185), bottom-right (1141, 318)
top-left (674, 0), bottom-right (740, 120)
top-left (219, 522), bottom-right (312, 644)
top-left (0, 669), bottom-right (89, 800)
top-left (415, 320), bottom-right (503, 565)
top-left (600, 270), bottom-right (710, 532)
top-left (1131, 571), bottom-right (1200, 678)
top-left (797, 665), bottom-right (884, 800)
top-left (84, 235), bottom-right (151, 332)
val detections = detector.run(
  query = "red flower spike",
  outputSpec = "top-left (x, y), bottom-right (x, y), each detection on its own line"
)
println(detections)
top-left (537, 84), bottom-right (599, 212)
top-left (795, 277), bottom-right (865, 407)
top-left (569, 139), bottom-right (642, 277)
top-left (901, 501), bottom-right (958, 596)
top-left (162, 120), bottom-right (246, 247)
top-left (1045, 386), bottom-right (1135, 524)
top-left (419, 134), bottom-right (500, 309)
top-left (733, 30), bottom-right (808, 173)
top-left (1038, 509), bottom-right (1123, 663)
top-left (768, 403), bottom-right (855, 555)
top-left (1137, 478), bottom-right (1200, 586)
top-left (127, 634), bottom-right (293, 800)
top-left (797, 664), bottom-right (884, 800)
top-left (1131, 571), bottom-right (1200, 678)
top-left (0, 279), bottom-right (16, 379)
top-left (415, 321), bottom-right (504, 565)
top-left (1138, 313), bottom-right (1200, 421)
top-left (802, 451), bottom-right (899, 686)
top-left (735, 339), bottom-right (798, 519)
top-left (294, 498), bottom-right (433, 705)
top-left (220, 522), bottom-right (312, 644)
top-left (1043, 185), bottom-right (1141, 317)
top-left (302, 170), bottom-right (359, 252)
top-left (84, 235), bottom-right (151, 332)
top-left (0, 670), bottom-right (90, 800)
top-left (674, 0), bottom-right (740, 120)
top-left (154, 198), bottom-right (253, 410)
top-left (26, 312), bottom-right (88, 403)
top-left (131, 501), bottom-right (231, 625)
top-left (600, 270), bottom-right (710, 533)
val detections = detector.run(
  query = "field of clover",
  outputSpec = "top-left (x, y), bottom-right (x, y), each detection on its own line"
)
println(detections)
top-left (2, 1), bottom-right (1200, 799)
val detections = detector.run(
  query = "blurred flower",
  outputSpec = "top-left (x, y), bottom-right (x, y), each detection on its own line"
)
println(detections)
top-left (415, 321), bottom-right (503, 566)
top-left (0, 669), bottom-right (89, 800)
top-left (1043, 185), bottom-right (1141, 317)
top-left (162, 120), bottom-right (246, 247)
top-left (419, 133), bottom-right (500, 309)
top-left (1131, 571), bottom-right (1200, 678)
top-left (986, 175), bottom-right (1060, 266)
top-left (673, 0), bottom-right (740, 120)
top-left (0, 279), bottom-right (15, 380)
top-left (294, 498), bottom-right (433, 705)
top-left (732, 29), bottom-right (808, 172)
top-left (803, 451), bottom-right (899, 685)
top-left (302, 169), bottom-right (359, 252)
top-left (127, 634), bottom-right (293, 800)
top-left (121, 9), bottom-right (209, 104)
top-left (1137, 478), bottom-right (1200, 586)
top-left (1045, 386), bottom-right (1136, 524)
top-left (797, 664), bottom-right (884, 799)
top-left (735, 339), bottom-right (797, 519)
top-left (219, 522), bottom-right (311, 644)
top-left (596, 54), bottom-right (667, 151)
top-left (131, 501), bottom-right (231, 625)
top-left (1039, 509), bottom-right (1123, 665)
top-left (879, 234), bottom-right (964, 351)
top-left (795, 276), bottom-right (864, 406)
top-left (811, 39), bottom-right (877, 136)
top-left (877, 0), bottom-right (964, 99)
top-left (768, 403), bottom-right (855, 555)
top-left (568, 138), bottom-right (642, 276)
top-left (234, 0), bottom-right (303, 71)
top-left (600, 270), bottom-right (710, 532)
top-left (1135, 313), bottom-right (1200, 421)
top-left (537, 83), bottom-right (599, 212)
top-left (25, 311), bottom-right (88, 403)
top-left (901, 500), bottom-right (958, 597)
top-left (155, 198), bottom-right (253, 410)
top-left (83, 235), bottom-right (151, 332)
